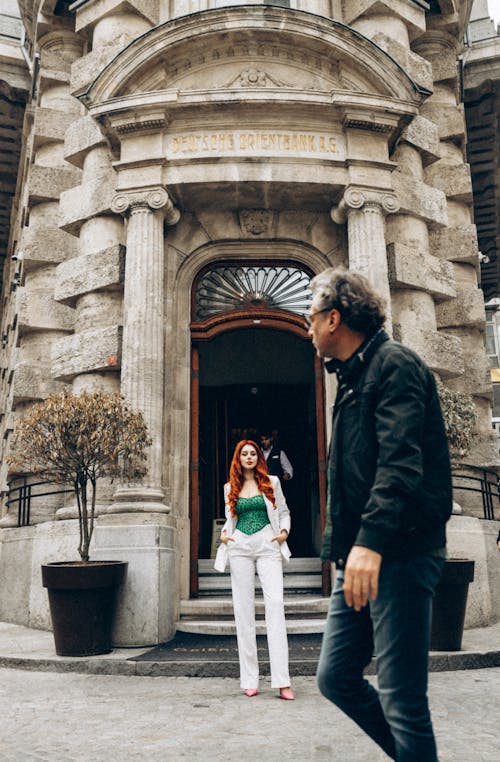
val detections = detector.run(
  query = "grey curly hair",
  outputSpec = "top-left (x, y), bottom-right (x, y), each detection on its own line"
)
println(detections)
top-left (310, 268), bottom-right (386, 335)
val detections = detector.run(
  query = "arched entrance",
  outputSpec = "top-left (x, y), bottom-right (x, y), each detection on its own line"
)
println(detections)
top-left (189, 264), bottom-right (327, 597)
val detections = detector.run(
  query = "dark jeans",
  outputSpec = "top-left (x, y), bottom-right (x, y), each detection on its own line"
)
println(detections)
top-left (317, 555), bottom-right (444, 762)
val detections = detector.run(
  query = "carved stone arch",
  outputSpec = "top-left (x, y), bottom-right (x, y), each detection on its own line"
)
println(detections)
top-left (78, 6), bottom-right (425, 116)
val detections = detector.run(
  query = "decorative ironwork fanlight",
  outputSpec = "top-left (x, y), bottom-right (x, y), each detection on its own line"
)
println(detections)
top-left (194, 265), bottom-right (312, 321)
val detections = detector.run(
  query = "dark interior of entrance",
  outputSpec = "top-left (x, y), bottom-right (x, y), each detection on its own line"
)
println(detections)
top-left (197, 328), bottom-right (321, 559)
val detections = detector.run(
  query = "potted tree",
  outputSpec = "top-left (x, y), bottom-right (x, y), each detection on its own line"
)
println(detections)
top-left (432, 381), bottom-right (477, 650)
top-left (8, 390), bottom-right (152, 656)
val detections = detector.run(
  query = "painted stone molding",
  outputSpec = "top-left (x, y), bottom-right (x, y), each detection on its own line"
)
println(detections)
top-left (331, 187), bottom-right (400, 224)
top-left (111, 188), bottom-right (180, 225)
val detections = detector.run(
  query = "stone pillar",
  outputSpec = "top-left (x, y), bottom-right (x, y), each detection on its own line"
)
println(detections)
top-left (331, 187), bottom-right (399, 330)
top-left (110, 188), bottom-right (180, 512)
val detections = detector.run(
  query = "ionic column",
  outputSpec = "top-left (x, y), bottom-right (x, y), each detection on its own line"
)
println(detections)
top-left (331, 187), bottom-right (399, 332)
top-left (110, 188), bottom-right (180, 512)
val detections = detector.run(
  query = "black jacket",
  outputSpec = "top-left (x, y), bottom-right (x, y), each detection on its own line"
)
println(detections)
top-left (266, 445), bottom-right (284, 480)
top-left (322, 330), bottom-right (452, 565)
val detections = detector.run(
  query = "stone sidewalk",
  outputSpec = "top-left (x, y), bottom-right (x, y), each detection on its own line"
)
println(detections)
top-left (0, 619), bottom-right (498, 677)
top-left (0, 666), bottom-right (498, 761)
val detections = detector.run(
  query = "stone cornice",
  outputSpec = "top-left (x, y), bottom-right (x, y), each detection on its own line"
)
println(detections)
top-left (111, 188), bottom-right (180, 225)
top-left (331, 187), bottom-right (400, 224)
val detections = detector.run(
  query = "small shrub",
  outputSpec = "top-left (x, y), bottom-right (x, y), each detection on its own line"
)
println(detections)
top-left (436, 380), bottom-right (477, 459)
top-left (8, 391), bottom-right (152, 561)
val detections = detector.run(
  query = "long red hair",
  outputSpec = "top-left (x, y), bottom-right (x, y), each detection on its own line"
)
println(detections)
top-left (227, 439), bottom-right (276, 518)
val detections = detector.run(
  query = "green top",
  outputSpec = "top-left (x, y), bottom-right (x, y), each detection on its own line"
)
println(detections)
top-left (235, 494), bottom-right (270, 535)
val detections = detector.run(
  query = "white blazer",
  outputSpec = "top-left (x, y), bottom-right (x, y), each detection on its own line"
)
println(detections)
top-left (214, 474), bottom-right (292, 572)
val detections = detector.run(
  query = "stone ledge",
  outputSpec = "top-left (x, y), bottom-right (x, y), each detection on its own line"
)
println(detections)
top-left (58, 176), bottom-right (118, 236)
top-left (12, 363), bottom-right (68, 403)
top-left (18, 226), bottom-right (78, 269)
top-left (392, 172), bottom-right (448, 227)
top-left (17, 289), bottom-right (75, 332)
top-left (55, 245), bottom-right (125, 304)
top-left (387, 242), bottom-right (456, 301)
top-left (435, 287), bottom-right (486, 330)
top-left (28, 164), bottom-right (82, 205)
top-left (428, 225), bottom-right (479, 264)
top-left (75, 0), bottom-right (159, 33)
top-left (33, 107), bottom-right (77, 150)
top-left (393, 325), bottom-right (463, 378)
top-left (424, 161), bottom-right (473, 202)
top-left (64, 116), bottom-right (107, 168)
top-left (343, 0), bottom-right (426, 36)
top-left (420, 102), bottom-right (466, 140)
top-left (400, 115), bottom-right (441, 165)
top-left (51, 325), bottom-right (122, 381)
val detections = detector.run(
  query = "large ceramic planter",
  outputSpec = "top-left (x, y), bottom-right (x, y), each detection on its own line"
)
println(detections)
top-left (430, 558), bottom-right (475, 651)
top-left (41, 561), bottom-right (128, 657)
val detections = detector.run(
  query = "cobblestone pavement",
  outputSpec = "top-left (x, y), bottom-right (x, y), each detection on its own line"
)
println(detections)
top-left (0, 667), bottom-right (498, 761)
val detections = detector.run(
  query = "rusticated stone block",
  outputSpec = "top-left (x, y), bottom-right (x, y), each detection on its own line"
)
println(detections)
top-left (28, 164), bottom-right (81, 204)
top-left (58, 176), bottom-right (117, 236)
top-left (12, 363), bottom-right (68, 403)
top-left (33, 107), bottom-right (76, 149)
top-left (372, 34), bottom-right (433, 92)
top-left (64, 116), bottom-right (107, 168)
top-left (387, 243), bottom-right (456, 300)
top-left (393, 324), bottom-right (463, 378)
top-left (392, 172), bottom-right (448, 227)
top-left (343, 0), bottom-right (426, 33)
top-left (75, 0), bottom-right (159, 31)
top-left (400, 115), bottom-right (440, 165)
top-left (70, 42), bottom-right (129, 96)
top-left (428, 225), bottom-right (479, 264)
top-left (420, 102), bottom-right (466, 140)
top-left (443, 329), bottom-right (491, 399)
top-left (424, 162), bottom-right (473, 202)
top-left (435, 288), bottom-right (486, 330)
top-left (51, 325), bottom-right (122, 380)
top-left (18, 226), bottom-right (78, 269)
top-left (55, 245), bottom-right (125, 304)
top-left (426, 49), bottom-right (458, 84)
top-left (17, 289), bottom-right (75, 333)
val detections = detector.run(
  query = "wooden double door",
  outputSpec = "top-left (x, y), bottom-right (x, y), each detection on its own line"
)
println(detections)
top-left (190, 319), bottom-right (327, 595)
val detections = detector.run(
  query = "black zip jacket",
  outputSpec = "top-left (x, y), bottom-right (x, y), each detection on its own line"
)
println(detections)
top-left (321, 330), bottom-right (452, 565)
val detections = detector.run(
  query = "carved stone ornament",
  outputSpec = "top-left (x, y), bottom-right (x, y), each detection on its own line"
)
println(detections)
top-left (331, 187), bottom-right (400, 224)
top-left (239, 210), bottom-right (275, 236)
top-left (111, 188), bottom-right (180, 225)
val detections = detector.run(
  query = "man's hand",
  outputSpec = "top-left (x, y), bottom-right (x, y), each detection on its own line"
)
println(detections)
top-left (343, 546), bottom-right (382, 612)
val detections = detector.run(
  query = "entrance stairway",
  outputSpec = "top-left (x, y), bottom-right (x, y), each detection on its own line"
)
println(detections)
top-left (177, 558), bottom-right (329, 635)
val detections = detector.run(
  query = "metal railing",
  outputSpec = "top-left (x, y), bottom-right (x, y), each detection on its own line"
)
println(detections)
top-left (451, 464), bottom-right (499, 520)
top-left (6, 477), bottom-right (73, 527)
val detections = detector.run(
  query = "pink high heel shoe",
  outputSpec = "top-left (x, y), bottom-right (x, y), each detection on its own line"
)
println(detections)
top-left (244, 688), bottom-right (258, 697)
top-left (279, 687), bottom-right (295, 701)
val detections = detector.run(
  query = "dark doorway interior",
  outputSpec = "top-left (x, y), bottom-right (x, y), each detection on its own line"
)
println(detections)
top-left (197, 328), bottom-right (321, 559)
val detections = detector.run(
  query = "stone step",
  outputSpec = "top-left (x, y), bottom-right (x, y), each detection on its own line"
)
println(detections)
top-left (198, 556), bottom-right (323, 595)
top-left (180, 595), bottom-right (330, 619)
top-left (175, 617), bottom-right (327, 636)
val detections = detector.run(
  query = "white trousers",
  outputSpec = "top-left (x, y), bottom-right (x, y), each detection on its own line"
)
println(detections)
top-left (228, 525), bottom-right (290, 689)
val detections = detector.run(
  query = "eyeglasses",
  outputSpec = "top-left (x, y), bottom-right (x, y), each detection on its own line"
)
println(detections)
top-left (304, 306), bottom-right (333, 329)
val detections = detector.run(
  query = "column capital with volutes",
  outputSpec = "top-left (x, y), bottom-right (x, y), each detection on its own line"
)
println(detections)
top-left (331, 186), bottom-right (400, 224)
top-left (111, 187), bottom-right (180, 225)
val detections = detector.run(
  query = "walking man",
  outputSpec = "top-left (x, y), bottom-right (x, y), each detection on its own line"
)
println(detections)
top-left (308, 268), bottom-right (451, 762)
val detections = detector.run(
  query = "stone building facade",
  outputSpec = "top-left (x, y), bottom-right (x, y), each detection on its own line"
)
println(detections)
top-left (0, 0), bottom-right (499, 644)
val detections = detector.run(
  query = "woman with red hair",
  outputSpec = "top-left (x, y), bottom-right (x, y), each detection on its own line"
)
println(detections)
top-left (214, 439), bottom-right (294, 700)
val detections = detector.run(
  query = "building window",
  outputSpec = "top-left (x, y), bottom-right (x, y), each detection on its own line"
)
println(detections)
top-left (194, 264), bottom-right (312, 321)
top-left (214, 1), bottom-right (290, 6)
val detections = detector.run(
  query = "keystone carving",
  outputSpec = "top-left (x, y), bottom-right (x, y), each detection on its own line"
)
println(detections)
top-left (239, 210), bottom-right (275, 236)
top-left (111, 188), bottom-right (180, 225)
top-left (331, 187), bottom-right (400, 224)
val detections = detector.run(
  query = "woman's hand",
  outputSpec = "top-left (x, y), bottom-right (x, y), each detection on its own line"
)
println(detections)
top-left (220, 531), bottom-right (234, 545)
top-left (272, 530), bottom-right (288, 545)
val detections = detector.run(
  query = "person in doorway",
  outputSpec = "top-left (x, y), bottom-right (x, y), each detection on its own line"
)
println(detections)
top-left (259, 430), bottom-right (293, 482)
top-left (214, 439), bottom-right (294, 700)
top-left (497, 528), bottom-right (500, 551)
top-left (308, 268), bottom-right (452, 761)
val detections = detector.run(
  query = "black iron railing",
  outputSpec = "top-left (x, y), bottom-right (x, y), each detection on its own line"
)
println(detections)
top-left (6, 477), bottom-right (73, 527)
top-left (451, 464), bottom-right (499, 520)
